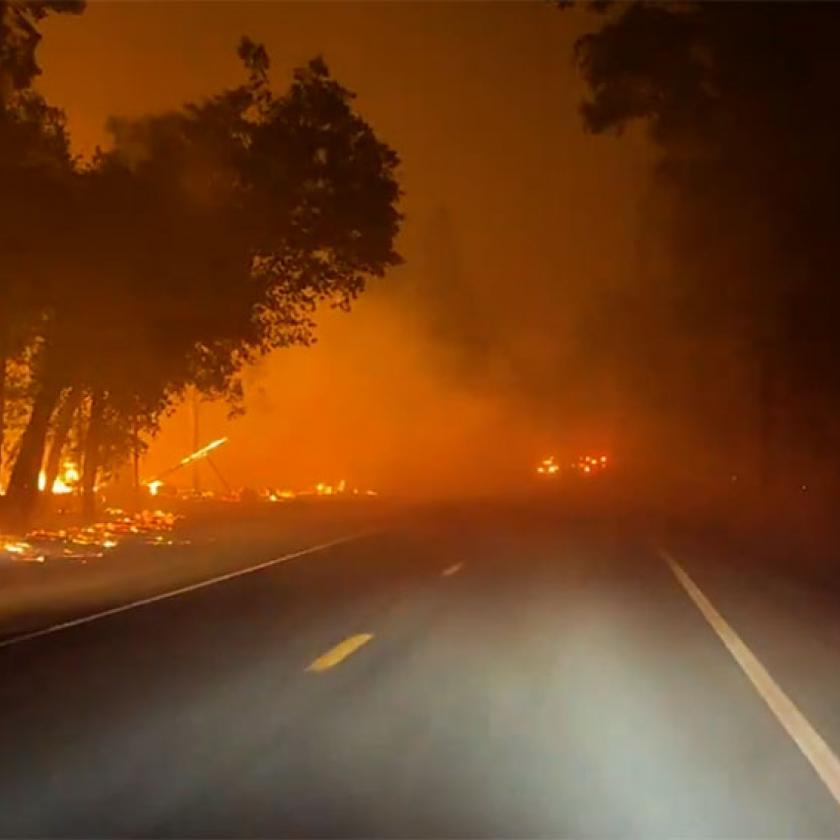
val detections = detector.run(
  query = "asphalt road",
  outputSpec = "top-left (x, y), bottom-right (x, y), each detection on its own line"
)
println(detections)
top-left (2, 501), bottom-right (840, 837)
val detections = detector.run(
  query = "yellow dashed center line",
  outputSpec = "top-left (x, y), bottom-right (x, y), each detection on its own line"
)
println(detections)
top-left (306, 633), bottom-right (374, 673)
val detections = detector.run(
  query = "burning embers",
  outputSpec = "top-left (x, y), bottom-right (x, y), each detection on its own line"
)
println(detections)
top-left (1, 509), bottom-right (186, 563)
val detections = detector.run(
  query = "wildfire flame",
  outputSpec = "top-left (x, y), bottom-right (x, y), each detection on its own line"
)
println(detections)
top-left (25, 509), bottom-right (184, 558)
top-left (572, 454), bottom-right (609, 475)
top-left (142, 437), bottom-right (228, 496)
top-left (178, 437), bottom-right (228, 467)
top-left (262, 480), bottom-right (377, 502)
top-left (536, 456), bottom-right (560, 476)
top-left (1, 539), bottom-right (44, 563)
top-left (536, 453), bottom-right (610, 478)
top-left (267, 489), bottom-right (297, 502)
top-left (37, 461), bottom-right (81, 495)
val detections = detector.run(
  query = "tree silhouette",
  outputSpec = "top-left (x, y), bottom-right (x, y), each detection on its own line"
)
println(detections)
top-left (2, 38), bottom-right (402, 520)
top-left (572, 2), bottom-right (840, 486)
top-left (0, 1), bottom-right (84, 103)
top-left (0, 1), bottom-right (82, 496)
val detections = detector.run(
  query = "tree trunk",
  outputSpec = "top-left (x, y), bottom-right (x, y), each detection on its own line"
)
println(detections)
top-left (0, 335), bottom-right (6, 492)
top-left (81, 389), bottom-right (105, 518)
top-left (4, 378), bottom-right (63, 523)
top-left (44, 387), bottom-right (82, 494)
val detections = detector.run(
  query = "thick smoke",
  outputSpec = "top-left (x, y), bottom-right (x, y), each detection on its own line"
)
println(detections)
top-left (38, 2), bottom-right (654, 499)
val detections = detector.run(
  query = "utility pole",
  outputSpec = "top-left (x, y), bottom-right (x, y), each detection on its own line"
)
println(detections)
top-left (132, 410), bottom-right (140, 498)
top-left (191, 390), bottom-right (200, 494)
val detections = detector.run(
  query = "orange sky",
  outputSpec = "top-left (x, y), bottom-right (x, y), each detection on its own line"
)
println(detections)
top-left (37, 1), bottom-right (651, 497)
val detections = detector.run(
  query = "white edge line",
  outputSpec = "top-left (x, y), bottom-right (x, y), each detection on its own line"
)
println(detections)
top-left (0, 531), bottom-right (377, 650)
top-left (661, 547), bottom-right (840, 808)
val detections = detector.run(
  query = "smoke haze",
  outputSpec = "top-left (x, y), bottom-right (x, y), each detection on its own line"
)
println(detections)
top-left (37, 2), bottom-right (652, 496)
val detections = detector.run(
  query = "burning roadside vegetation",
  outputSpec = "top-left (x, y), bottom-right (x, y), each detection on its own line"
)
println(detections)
top-left (1, 509), bottom-right (186, 564)
top-left (0, 473), bottom-right (381, 566)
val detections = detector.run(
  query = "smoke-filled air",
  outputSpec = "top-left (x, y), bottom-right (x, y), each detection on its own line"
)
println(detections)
top-left (6, 5), bottom-right (840, 835)
top-left (24, 2), bottom-right (652, 502)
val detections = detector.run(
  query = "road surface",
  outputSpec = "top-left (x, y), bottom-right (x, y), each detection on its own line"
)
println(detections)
top-left (2, 501), bottom-right (840, 837)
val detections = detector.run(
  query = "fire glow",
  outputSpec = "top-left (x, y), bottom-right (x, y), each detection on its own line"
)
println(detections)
top-left (572, 454), bottom-right (609, 475)
top-left (25, 509), bottom-right (184, 558)
top-left (178, 437), bottom-right (228, 467)
top-left (536, 454), bottom-right (609, 477)
top-left (263, 480), bottom-right (377, 502)
top-left (37, 461), bottom-right (81, 495)
top-left (1, 539), bottom-right (44, 563)
top-left (143, 437), bottom-right (229, 496)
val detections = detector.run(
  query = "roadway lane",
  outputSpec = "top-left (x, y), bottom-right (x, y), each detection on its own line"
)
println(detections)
top-left (1, 503), bottom-right (839, 837)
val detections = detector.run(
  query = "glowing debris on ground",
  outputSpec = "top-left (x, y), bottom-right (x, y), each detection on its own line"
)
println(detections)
top-left (0, 539), bottom-right (45, 563)
top-left (23, 509), bottom-right (186, 560)
top-left (260, 480), bottom-right (378, 502)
